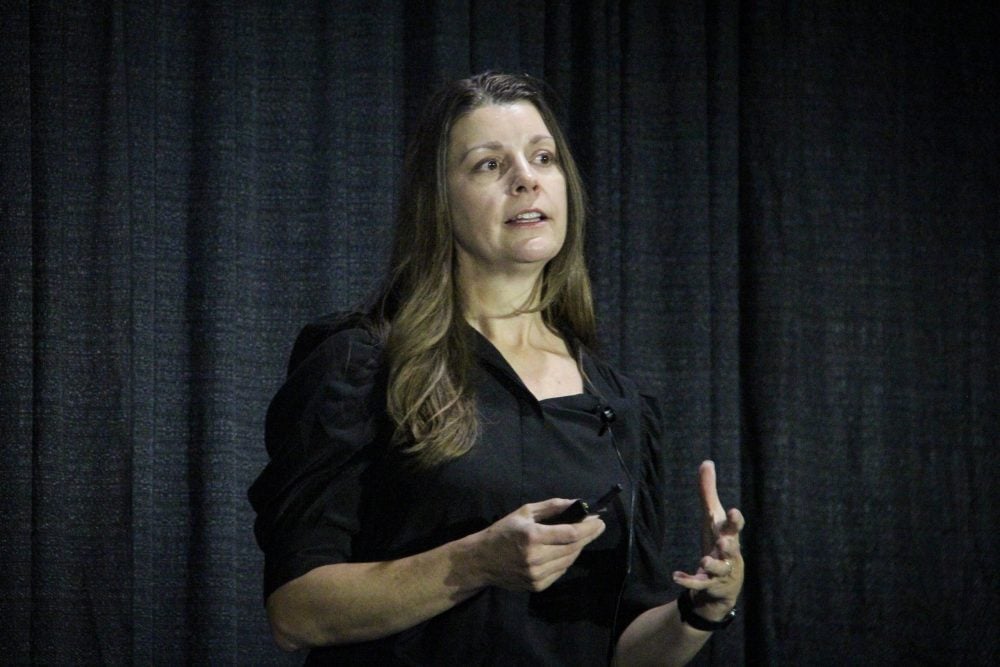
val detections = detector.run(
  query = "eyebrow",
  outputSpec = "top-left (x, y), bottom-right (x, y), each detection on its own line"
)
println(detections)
top-left (457, 134), bottom-right (554, 163)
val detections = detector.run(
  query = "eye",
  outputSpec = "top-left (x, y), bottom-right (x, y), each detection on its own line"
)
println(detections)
top-left (475, 158), bottom-right (501, 172)
top-left (535, 150), bottom-right (556, 166)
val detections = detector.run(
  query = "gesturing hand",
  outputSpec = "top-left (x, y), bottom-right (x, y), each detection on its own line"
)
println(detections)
top-left (672, 460), bottom-right (745, 621)
top-left (474, 498), bottom-right (606, 593)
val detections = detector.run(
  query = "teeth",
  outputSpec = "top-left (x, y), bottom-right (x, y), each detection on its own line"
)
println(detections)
top-left (513, 212), bottom-right (542, 221)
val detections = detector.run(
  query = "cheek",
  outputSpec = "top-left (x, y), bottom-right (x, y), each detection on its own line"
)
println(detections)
top-left (549, 173), bottom-right (568, 208)
top-left (453, 192), bottom-right (483, 221)
top-left (450, 182), bottom-right (498, 230)
top-left (447, 181), bottom-right (472, 228)
top-left (448, 194), bottom-right (489, 253)
top-left (449, 208), bottom-right (474, 249)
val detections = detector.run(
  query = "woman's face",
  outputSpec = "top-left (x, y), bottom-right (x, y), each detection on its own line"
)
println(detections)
top-left (446, 102), bottom-right (567, 280)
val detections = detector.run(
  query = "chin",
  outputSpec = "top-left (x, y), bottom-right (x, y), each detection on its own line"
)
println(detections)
top-left (513, 237), bottom-right (564, 264)
top-left (517, 243), bottom-right (561, 262)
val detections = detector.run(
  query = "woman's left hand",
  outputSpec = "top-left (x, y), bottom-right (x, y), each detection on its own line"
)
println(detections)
top-left (671, 460), bottom-right (745, 621)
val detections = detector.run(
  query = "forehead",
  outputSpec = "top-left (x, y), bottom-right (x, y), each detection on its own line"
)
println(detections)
top-left (448, 102), bottom-right (553, 153)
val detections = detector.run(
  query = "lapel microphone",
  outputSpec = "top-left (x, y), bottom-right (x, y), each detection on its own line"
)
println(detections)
top-left (598, 405), bottom-right (616, 436)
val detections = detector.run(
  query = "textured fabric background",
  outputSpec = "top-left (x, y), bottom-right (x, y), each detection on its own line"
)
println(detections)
top-left (1, 1), bottom-right (996, 664)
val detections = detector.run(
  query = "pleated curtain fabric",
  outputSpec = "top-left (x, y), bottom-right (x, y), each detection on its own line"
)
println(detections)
top-left (1, 1), bottom-right (996, 664)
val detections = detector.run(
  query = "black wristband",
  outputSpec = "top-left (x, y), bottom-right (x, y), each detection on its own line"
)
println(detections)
top-left (677, 591), bottom-right (736, 631)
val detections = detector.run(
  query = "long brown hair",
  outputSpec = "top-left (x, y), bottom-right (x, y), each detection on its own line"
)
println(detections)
top-left (372, 72), bottom-right (595, 467)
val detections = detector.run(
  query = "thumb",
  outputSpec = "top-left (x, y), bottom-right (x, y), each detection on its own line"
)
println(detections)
top-left (530, 497), bottom-right (577, 523)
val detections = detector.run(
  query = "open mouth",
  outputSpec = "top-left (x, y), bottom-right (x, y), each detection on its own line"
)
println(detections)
top-left (506, 211), bottom-right (547, 225)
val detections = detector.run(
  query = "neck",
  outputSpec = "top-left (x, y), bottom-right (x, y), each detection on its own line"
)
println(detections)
top-left (458, 266), bottom-right (549, 347)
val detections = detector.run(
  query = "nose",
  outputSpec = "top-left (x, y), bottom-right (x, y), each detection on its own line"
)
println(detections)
top-left (508, 157), bottom-right (539, 195)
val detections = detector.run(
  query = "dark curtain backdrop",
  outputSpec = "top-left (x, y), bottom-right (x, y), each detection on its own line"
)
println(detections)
top-left (1, 1), bottom-right (996, 664)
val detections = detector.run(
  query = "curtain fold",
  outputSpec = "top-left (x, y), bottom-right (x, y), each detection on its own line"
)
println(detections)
top-left (1, 0), bottom-right (34, 658)
top-left (1, 1), bottom-right (995, 664)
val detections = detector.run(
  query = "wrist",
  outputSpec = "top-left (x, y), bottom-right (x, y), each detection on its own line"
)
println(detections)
top-left (677, 590), bottom-right (737, 631)
top-left (445, 531), bottom-right (492, 592)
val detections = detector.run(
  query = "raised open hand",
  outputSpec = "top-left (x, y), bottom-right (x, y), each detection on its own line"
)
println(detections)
top-left (672, 461), bottom-right (745, 621)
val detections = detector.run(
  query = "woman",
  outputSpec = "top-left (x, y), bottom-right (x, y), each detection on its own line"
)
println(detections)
top-left (249, 72), bottom-right (745, 665)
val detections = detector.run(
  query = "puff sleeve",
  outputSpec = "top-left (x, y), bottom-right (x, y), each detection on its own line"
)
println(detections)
top-left (616, 391), bottom-right (675, 633)
top-left (248, 316), bottom-right (387, 599)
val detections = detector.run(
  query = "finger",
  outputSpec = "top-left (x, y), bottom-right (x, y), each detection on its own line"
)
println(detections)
top-left (698, 461), bottom-right (725, 522)
top-left (522, 532), bottom-right (601, 588)
top-left (699, 555), bottom-right (735, 579)
top-left (529, 498), bottom-right (578, 523)
top-left (720, 508), bottom-right (746, 536)
top-left (671, 570), bottom-right (711, 590)
top-left (578, 515), bottom-right (607, 542)
top-left (506, 554), bottom-right (574, 592)
top-left (672, 564), bottom-right (737, 590)
top-left (713, 535), bottom-right (743, 560)
top-left (535, 516), bottom-right (606, 546)
top-left (527, 548), bottom-right (580, 577)
top-left (530, 566), bottom-right (574, 592)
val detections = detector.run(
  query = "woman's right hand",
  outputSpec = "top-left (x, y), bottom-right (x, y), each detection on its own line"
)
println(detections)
top-left (469, 499), bottom-right (607, 593)
top-left (266, 498), bottom-right (606, 650)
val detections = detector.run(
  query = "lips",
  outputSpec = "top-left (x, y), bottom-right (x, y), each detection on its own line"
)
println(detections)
top-left (505, 209), bottom-right (547, 225)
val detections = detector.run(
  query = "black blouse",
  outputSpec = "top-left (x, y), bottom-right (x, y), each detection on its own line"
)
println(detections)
top-left (249, 314), bottom-right (673, 665)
